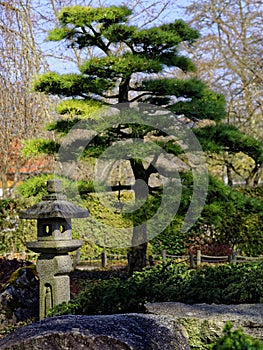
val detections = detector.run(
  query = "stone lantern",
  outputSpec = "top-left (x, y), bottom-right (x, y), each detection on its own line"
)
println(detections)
top-left (19, 179), bottom-right (89, 320)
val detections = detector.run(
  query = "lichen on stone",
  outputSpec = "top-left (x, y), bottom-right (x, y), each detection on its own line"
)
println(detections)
top-left (178, 318), bottom-right (223, 349)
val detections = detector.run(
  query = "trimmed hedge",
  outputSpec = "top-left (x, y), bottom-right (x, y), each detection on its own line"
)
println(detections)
top-left (50, 262), bottom-right (263, 316)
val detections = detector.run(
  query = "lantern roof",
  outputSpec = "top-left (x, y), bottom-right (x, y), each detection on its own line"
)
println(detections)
top-left (19, 179), bottom-right (89, 219)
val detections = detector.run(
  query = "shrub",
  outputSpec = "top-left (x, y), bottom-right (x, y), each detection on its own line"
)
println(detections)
top-left (49, 262), bottom-right (263, 317)
top-left (49, 262), bottom-right (190, 316)
top-left (174, 263), bottom-right (263, 304)
top-left (211, 322), bottom-right (263, 349)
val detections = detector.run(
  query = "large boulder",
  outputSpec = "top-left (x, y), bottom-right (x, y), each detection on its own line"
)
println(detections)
top-left (1, 302), bottom-right (262, 349)
top-left (146, 302), bottom-right (263, 348)
top-left (0, 314), bottom-right (190, 350)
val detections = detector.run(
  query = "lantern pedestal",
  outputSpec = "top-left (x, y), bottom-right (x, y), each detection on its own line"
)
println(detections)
top-left (36, 254), bottom-right (72, 320)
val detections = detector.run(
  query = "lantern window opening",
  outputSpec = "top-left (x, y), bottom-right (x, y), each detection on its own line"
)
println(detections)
top-left (44, 224), bottom-right (52, 236)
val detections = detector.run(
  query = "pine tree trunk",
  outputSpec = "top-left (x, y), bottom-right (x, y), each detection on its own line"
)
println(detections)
top-left (226, 163), bottom-right (233, 187)
top-left (118, 77), bottom-right (130, 103)
top-left (246, 164), bottom-right (261, 187)
top-left (128, 159), bottom-right (149, 275)
top-left (128, 240), bottom-right (147, 275)
top-left (252, 164), bottom-right (262, 186)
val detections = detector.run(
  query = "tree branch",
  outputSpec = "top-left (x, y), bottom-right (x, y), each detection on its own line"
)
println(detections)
top-left (129, 92), bottom-right (153, 102)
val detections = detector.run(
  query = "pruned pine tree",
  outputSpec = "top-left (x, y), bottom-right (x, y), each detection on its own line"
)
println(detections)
top-left (32, 5), bottom-right (261, 273)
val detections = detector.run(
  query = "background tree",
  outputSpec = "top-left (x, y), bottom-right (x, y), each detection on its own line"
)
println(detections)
top-left (194, 123), bottom-right (263, 186)
top-left (31, 4), bottom-right (262, 273)
top-left (150, 172), bottom-right (263, 257)
top-left (184, 0), bottom-right (263, 185)
top-left (0, 0), bottom-right (54, 198)
top-left (191, 175), bottom-right (263, 255)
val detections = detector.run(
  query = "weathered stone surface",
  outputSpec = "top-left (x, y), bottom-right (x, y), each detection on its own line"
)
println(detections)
top-left (1, 301), bottom-right (262, 349)
top-left (0, 314), bottom-right (190, 350)
top-left (0, 266), bottom-right (39, 327)
top-left (146, 302), bottom-right (263, 348)
top-left (19, 179), bottom-right (89, 219)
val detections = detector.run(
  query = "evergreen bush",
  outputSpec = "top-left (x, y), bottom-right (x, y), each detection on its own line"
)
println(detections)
top-left (49, 262), bottom-right (263, 317)
top-left (211, 322), bottom-right (263, 350)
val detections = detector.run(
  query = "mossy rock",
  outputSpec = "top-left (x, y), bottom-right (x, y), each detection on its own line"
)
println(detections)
top-left (8, 265), bottom-right (37, 286)
top-left (0, 264), bottom-right (39, 327)
top-left (178, 318), bottom-right (224, 349)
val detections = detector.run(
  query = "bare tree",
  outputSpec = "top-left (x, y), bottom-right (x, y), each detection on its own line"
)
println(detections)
top-left (186, 0), bottom-right (262, 134)
top-left (185, 0), bottom-right (263, 184)
top-left (0, 0), bottom-right (53, 198)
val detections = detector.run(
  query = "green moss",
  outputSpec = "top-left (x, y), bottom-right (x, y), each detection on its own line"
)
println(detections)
top-left (0, 321), bottom-right (31, 337)
top-left (178, 318), bottom-right (223, 349)
top-left (8, 265), bottom-right (37, 285)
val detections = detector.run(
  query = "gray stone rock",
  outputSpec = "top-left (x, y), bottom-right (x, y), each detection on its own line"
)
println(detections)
top-left (0, 314), bottom-right (190, 350)
top-left (0, 266), bottom-right (39, 327)
top-left (1, 300), bottom-right (262, 349)
top-left (146, 302), bottom-right (263, 348)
